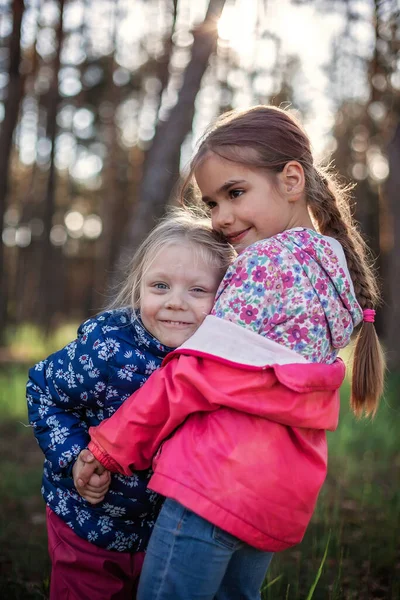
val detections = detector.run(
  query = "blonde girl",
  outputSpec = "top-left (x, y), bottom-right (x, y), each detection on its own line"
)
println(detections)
top-left (27, 210), bottom-right (235, 600)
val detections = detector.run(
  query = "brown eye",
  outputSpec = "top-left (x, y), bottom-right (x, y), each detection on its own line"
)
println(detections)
top-left (203, 200), bottom-right (217, 209)
top-left (229, 189), bottom-right (244, 199)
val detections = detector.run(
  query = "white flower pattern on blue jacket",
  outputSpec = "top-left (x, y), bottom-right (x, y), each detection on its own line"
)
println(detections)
top-left (27, 308), bottom-right (173, 552)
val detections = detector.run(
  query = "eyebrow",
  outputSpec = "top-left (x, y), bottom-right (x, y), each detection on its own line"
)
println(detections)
top-left (145, 272), bottom-right (212, 284)
top-left (201, 179), bottom-right (246, 203)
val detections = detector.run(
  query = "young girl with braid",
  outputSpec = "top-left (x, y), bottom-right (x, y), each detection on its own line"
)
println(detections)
top-left (75, 106), bottom-right (385, 600)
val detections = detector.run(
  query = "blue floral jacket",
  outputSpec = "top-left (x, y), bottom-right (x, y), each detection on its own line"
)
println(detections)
top-left (27, 308), bottom-right (173, 552)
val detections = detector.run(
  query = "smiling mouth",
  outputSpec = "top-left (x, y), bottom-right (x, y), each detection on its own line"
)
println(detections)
top-left (225, 227), bottom-right (252, 243)
top-left (160, 320), bottom-right (193, 327)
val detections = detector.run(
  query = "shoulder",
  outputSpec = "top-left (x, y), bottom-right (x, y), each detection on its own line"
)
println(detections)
top-left (75, 308), bottom-right (138, 361)
top-left (239, 236), bottom-right (291, 261)
top-left (229, 238), bottom-right (288, 275)
top-left (78, 308), bottom-right (133, 339)
top-left (239, 229), bottom-right (331, 269)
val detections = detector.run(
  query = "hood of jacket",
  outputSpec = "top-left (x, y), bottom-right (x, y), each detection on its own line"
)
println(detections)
top-left (277, 229), bottom-right (363, 349)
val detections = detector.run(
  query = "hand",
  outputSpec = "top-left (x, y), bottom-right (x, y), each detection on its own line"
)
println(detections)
top-left (73, 449), bottom-right (111, 504)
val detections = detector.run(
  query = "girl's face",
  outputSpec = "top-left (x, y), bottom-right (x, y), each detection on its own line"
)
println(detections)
top-left (139, 243), bottom-right (222, 347)
top-left (195, 153), bottom-right (308, 251)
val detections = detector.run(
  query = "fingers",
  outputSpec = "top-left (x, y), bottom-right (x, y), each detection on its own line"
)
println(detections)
top-left (80, 483), bottom-right (108, 496)
top-left (94, 463), bottom-right (106, 476)
top-left (85, 471), bottom-right (111, 492)
top-left (76, 460), bottom-right (100, 486)
top-left (77, 473), bottom-right (110, 505)
top-left (72, 451), bottom-right (111, 504)
top-left (79, 490), bottom-right (107, 505)
top-left (79, 448), bottom-right (95, 463)
top-left (79, 450), bottom-right (106, 474)
top-left (92, 470), bottom-right (111, 487)
top-left (73, 456), bottom-right (102, 486)
top-left (80, 449), bottom-right (106, 475)
top-left (83, 482), bottom-right (110, 495)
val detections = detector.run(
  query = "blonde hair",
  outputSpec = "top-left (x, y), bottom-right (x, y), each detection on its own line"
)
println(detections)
top-left (181, 105), bottom-right (385, 417)
top-left (108, 208), bottom-right (236, 311)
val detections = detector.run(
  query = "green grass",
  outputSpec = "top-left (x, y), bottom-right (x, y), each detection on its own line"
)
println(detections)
top-left (0, 320), bottom-right (79, 419)
top-left (262, 374), bottom-right (400, 599)
top-left (0, 367), bottom-right (31, 420)
top-left (4, 322), bottom-right (79, 364)
top-left (0, 418), bottom-right (49, 599)
top-left (0, 323), bottom-right (74, 600)
top-left (0, 362), bottom-right (399, 599)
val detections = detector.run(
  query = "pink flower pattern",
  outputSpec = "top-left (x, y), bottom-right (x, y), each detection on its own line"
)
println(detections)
top-left (240, 305), bottom-right (259, 324)
top-left (232, 267), bottom-right (248, 287)
top-left (252, 266), bottom-right (267, 282)
top-left (211, 229), bottom-right (363, 363)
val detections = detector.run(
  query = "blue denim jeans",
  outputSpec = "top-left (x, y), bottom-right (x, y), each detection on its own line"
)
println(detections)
top-left (137, 498), bottom-right (273, 600)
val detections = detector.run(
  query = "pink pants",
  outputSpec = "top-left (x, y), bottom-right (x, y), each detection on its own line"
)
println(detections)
top-left (46, 506), bottom-right (145, 600)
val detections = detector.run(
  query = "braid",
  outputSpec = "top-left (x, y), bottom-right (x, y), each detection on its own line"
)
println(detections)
top-left (307, 170), bottom-right (379, 309)
top-left (307, 168), bottom-right (385, 417)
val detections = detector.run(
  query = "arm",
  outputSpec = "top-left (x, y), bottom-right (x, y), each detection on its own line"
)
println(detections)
top-left (88, 353), bottom-right (343, 476)
top-left (88, 354), bottom-right (220, 475)
top-left (88, 246), bottom-right (342, 477)
top-left (27, 316), bottom-right (111, 477)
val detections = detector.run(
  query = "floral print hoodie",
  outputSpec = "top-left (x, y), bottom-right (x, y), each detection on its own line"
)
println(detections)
top-left (211, 228), bottom-right (363, 363)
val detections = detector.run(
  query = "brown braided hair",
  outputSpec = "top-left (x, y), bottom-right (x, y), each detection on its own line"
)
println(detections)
top-left (181, 105), bottom-right (385, 417)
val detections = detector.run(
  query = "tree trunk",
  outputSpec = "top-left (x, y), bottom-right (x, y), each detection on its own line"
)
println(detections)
top-left (119, 0), bottom-right (226, 261)
top-left (152, 0), bottom-right (179, 119)
top-left (0, 0), bottom-right (25, 342)
top-left (384, 123), bottom-right (400, 371)
top-left (38, 0), bottom-right (65, 331)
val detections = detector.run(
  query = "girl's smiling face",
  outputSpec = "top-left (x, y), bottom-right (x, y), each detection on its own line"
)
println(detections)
top-left (139, 243), bottom-right (222, 347)
top-left (195, 152), bottom-right (312, 251)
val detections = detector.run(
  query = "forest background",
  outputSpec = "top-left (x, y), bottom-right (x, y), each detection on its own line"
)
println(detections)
top-left (0, 0), bottom-right (399, 599)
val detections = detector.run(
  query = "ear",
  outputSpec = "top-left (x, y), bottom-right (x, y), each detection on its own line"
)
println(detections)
top-left (278, 161), bottom-right (305, 202)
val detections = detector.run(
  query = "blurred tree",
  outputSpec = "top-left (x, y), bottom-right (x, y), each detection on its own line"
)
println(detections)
top-left (0, 0), bottom-right (340, 332)
top-left (39, 0), bottom-right (65, 330)
top-left (0, 0), bottom-right (25, 342)
top-left (119, 0), bottom-right (227, 264)
top-left (1, 0), bottom-right (397, 345)
top-left (373, 0), bottom-right (400, 371)
top-left (99, 0), bottom-right (180, 298)
top-left (325, 0), bottom-right (399, 369)
top-left (385, 123), bottom-right (400, 370)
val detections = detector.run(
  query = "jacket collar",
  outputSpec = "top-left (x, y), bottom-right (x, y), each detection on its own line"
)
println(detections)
top-left (130, 310), bottom-right (175, 358)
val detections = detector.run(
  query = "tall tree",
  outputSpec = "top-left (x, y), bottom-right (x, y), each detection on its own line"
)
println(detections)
top-left (0, 0), bottom-right (25, 341)
top-left (101, 0), bottom-right (180, 286)
top-left (326, 0), bottom-right (399, 343)
top-left (38, 0), bottom-right (65, 329)
top-left (119, 0), bottom-right (227, 260)
top-left (384, 124), bottom-right (400, 370)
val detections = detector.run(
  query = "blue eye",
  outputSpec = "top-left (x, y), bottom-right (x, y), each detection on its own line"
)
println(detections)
top-left (153, 283), bottom-right (168, 290)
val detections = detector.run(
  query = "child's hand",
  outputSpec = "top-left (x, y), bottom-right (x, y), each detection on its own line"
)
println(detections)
top-left (72, 449), bottom-right (111, 504)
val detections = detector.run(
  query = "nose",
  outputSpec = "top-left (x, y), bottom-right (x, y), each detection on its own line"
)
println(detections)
top-left (212, 203), bottom-right (234, 231)
top-left (164, 289), bottom-right (187, 310)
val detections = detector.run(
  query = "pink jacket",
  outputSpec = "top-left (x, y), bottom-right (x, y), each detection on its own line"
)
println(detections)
top-left (89, 317), bottom-right (345, 552)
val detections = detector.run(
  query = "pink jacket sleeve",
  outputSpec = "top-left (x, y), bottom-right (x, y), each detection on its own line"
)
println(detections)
top-left (88, 353), bottom-right (344, 476)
